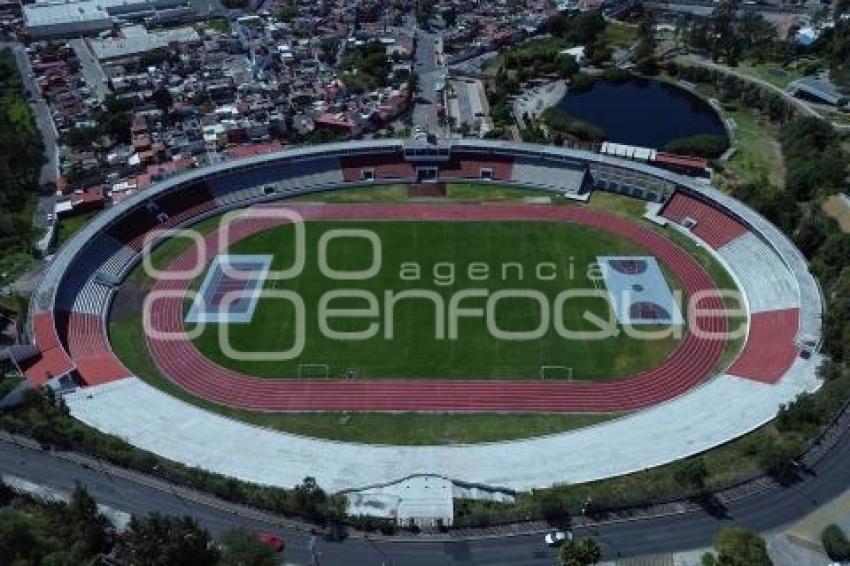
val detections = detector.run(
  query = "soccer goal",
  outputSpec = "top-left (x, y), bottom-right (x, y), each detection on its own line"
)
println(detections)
top-left (298, 364), bottom-right (330, 378)
top-left (539, 365), bottom-right (573, 380)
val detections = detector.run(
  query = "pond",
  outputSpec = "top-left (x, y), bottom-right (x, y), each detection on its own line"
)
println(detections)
top-left (555, 78), bottom-right (727, 149)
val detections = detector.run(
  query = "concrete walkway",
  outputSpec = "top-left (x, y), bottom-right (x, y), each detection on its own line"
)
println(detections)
top-left (65, 358), bottom-right (820, 493)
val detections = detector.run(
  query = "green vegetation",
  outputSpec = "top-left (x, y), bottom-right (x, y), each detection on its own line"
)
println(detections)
top-left (340, 41), bottom-right (392, 94)
top-left (0, 481), bottom-right (283, 566)
top-left (814, 0), bottom-right (850, 91)
top-left (780, 116), bottom-right (846, 201)
top-left (0, 48), bottom-right (43, 284)
top-left (218, 529), bottom-right (278, 565)
top-left (705, 527), bottom-right (772, 566)
top-left (55, 211), bottom-right (98, 247)
top-left (491, 37), bottom-right (577, 82)
top-left (664, 134), bottom-right (728, 159)
top-left (204, 18), bottom-right (230, 34)
top-left (666, 60), bottom-right (794, 189)
top-left (189, 220), bottom-right (681, 379)
top-left (599, 21), bottom-right (638, 48)
top-left (681, 1), bottom-right (784, 66)
top-left (559, 537), bottom-right (601, 565)
top-left (108, 187), bottom-right (742, 445)
top-left (0, 389), bottom-right (349, 525)
top-left (0, 484), bottom-right (112, 564)
top-left (60, 95), bottom-right (133, 150)
top-left (722, 106), bottom-right (785, 188)
top-left (542, 107), bottom-right (605, 142)
top-left (822, 524), bottom-right (850, 562)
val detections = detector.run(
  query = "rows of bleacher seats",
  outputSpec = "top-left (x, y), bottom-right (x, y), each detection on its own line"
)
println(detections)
top-left (728, 308), bottom-right (801, 384)
top-left (588, 164), bottom-right (674, 202)
top-left (207, 158), bottom-right (344, 208)
top-left (438, 153), bottom-right (514, 181)
top-left (661, 192), bottom-right (748, 249)
top-left (65, 311), bottom-right (111, 357)
top-left (156, 183), bottom-right (216, 222)
top-left (19, 312), bottom-right (75, 386)
top-left (340, 154), bottom-right (416, 182)
top-left (717, 233), bottom-right (799, 313)
top-left (106, 207), bottom-right (159, 251)
top-left (511, 157), bottom-right (587, 194)
top-left (98, 245), bottom-right (138, 280)
top-left (71, 279), bottom-right (113, 316)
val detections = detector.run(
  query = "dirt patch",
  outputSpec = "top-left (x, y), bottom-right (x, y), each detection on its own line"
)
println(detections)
top-left (823, 195), bottom-right (850, 233)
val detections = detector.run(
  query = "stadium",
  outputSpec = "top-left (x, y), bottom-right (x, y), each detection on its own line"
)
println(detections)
top-left (13, 137), bottom-right (823, 518)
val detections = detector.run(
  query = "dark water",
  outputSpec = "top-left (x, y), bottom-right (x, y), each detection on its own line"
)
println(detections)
top-left (556, 78), bottom-right (727, 148)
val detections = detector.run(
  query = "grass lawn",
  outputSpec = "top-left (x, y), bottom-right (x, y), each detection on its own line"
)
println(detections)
top-left (56, 211), bottom-right (98, 247)
top-left (734, 62), bottom-right (802, 89)
top-left (188, 220), bottom-right (682, 379)
top-left (111, 307), bottom-right (618, 444)
top-left (600, 21), bottom-right (638, 48)
top-left (822, 195), bottom-right (850, 233)
top-left (294, 183), bottom-right (559, 203)
top-left (109, 187), bottom-right (741, 444)
top-left (293, 184), bottom-right (409, 203)
top-left (723, 107), bottom-right (785, 188)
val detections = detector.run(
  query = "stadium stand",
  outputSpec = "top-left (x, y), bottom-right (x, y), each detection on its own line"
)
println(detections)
top-left (19, 312), bottom-right (75, 385)
top-left (717, 233), bottom-right (799, 313)
top-left (340, 153), bottom-right (416, 182)
top-left (438, 152), bottom-right (514, 181)
top-left (105, 207), bottom-right (159, 251)
top-left (511, 157), bottom-right (587, 195)
top-left (71, 280), bottom-right (112, 316)
top-left (660, 193), bottom-right (748, 249)
top-left (728, 308), bottom-right (801, 384)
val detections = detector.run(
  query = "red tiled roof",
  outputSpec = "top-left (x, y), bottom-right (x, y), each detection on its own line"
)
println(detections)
top-left (654, 152), bottom-right (708, 170)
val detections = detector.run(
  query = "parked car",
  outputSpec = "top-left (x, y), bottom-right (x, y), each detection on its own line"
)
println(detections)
top-left (257, 532), bottom-right (285, 552)
top-left (544, 530), bottom-right (572, 547)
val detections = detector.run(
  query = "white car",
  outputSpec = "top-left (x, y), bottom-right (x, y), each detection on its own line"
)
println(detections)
top-left (544, 530), bottom-right (572, 547)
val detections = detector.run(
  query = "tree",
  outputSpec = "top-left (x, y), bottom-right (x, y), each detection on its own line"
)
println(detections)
top-left (218, 529), bottom-right (278, 565)
top-left (442, 7), bottom-right (456, 28)
top-left (673, 459), bottom-right (709, 491)
top-left (151, 86), bottom-right (174, 115)
top-left (116, 514), bottom-right (219, 566)
top-left (62, 485), bottom-right (113, 560)
top-left (822, 524), bottom-right (850, 561)
top-left (559, 538), bottom-right (601, 565)
top-left (713, 527), bottom-right (772, 566)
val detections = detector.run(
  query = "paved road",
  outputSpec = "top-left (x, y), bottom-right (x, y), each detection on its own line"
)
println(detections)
top-left (70, 38), bottom-right (111, 102)
top-left (4, 416), bottom-right (850, 565)
top-left (4, 42), bottom-right (59, 189)
top-left (680, 54), bottom-right (850, 131)
top-left (411, 26), bottom-right (444, 134)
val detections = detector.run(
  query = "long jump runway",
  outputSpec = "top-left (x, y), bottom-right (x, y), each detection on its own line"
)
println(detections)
top-left (143, 204), bottom-right (728, 413)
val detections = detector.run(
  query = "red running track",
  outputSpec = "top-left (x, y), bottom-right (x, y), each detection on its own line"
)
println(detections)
top-left (143, 204), bottom-right (729, 413)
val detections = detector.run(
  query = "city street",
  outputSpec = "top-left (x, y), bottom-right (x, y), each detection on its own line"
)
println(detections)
top-left (411, 28), bottom-right (444, 134)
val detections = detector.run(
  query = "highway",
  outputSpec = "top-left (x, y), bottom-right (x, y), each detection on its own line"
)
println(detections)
top-left (2, 419), bottom-right (850, 565)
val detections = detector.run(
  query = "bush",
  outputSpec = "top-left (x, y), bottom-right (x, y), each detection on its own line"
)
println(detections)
top-left (822, 524), bottom-right (850, 561)
top-left (569, 72), bottom-right (595, 93)
top-left (664, 134), bottom-right (729, 159)
top-left (714, 527), bottom-right (772, 566)
top-left (542, 107), bottom-right (605, 142)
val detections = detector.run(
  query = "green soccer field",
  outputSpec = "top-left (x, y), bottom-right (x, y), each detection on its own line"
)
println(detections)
top-left (189, 219), bottom-right (683, 380)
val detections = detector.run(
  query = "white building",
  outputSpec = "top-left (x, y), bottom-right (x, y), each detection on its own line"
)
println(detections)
top-left (25, 0), bottom-right (190, 39)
